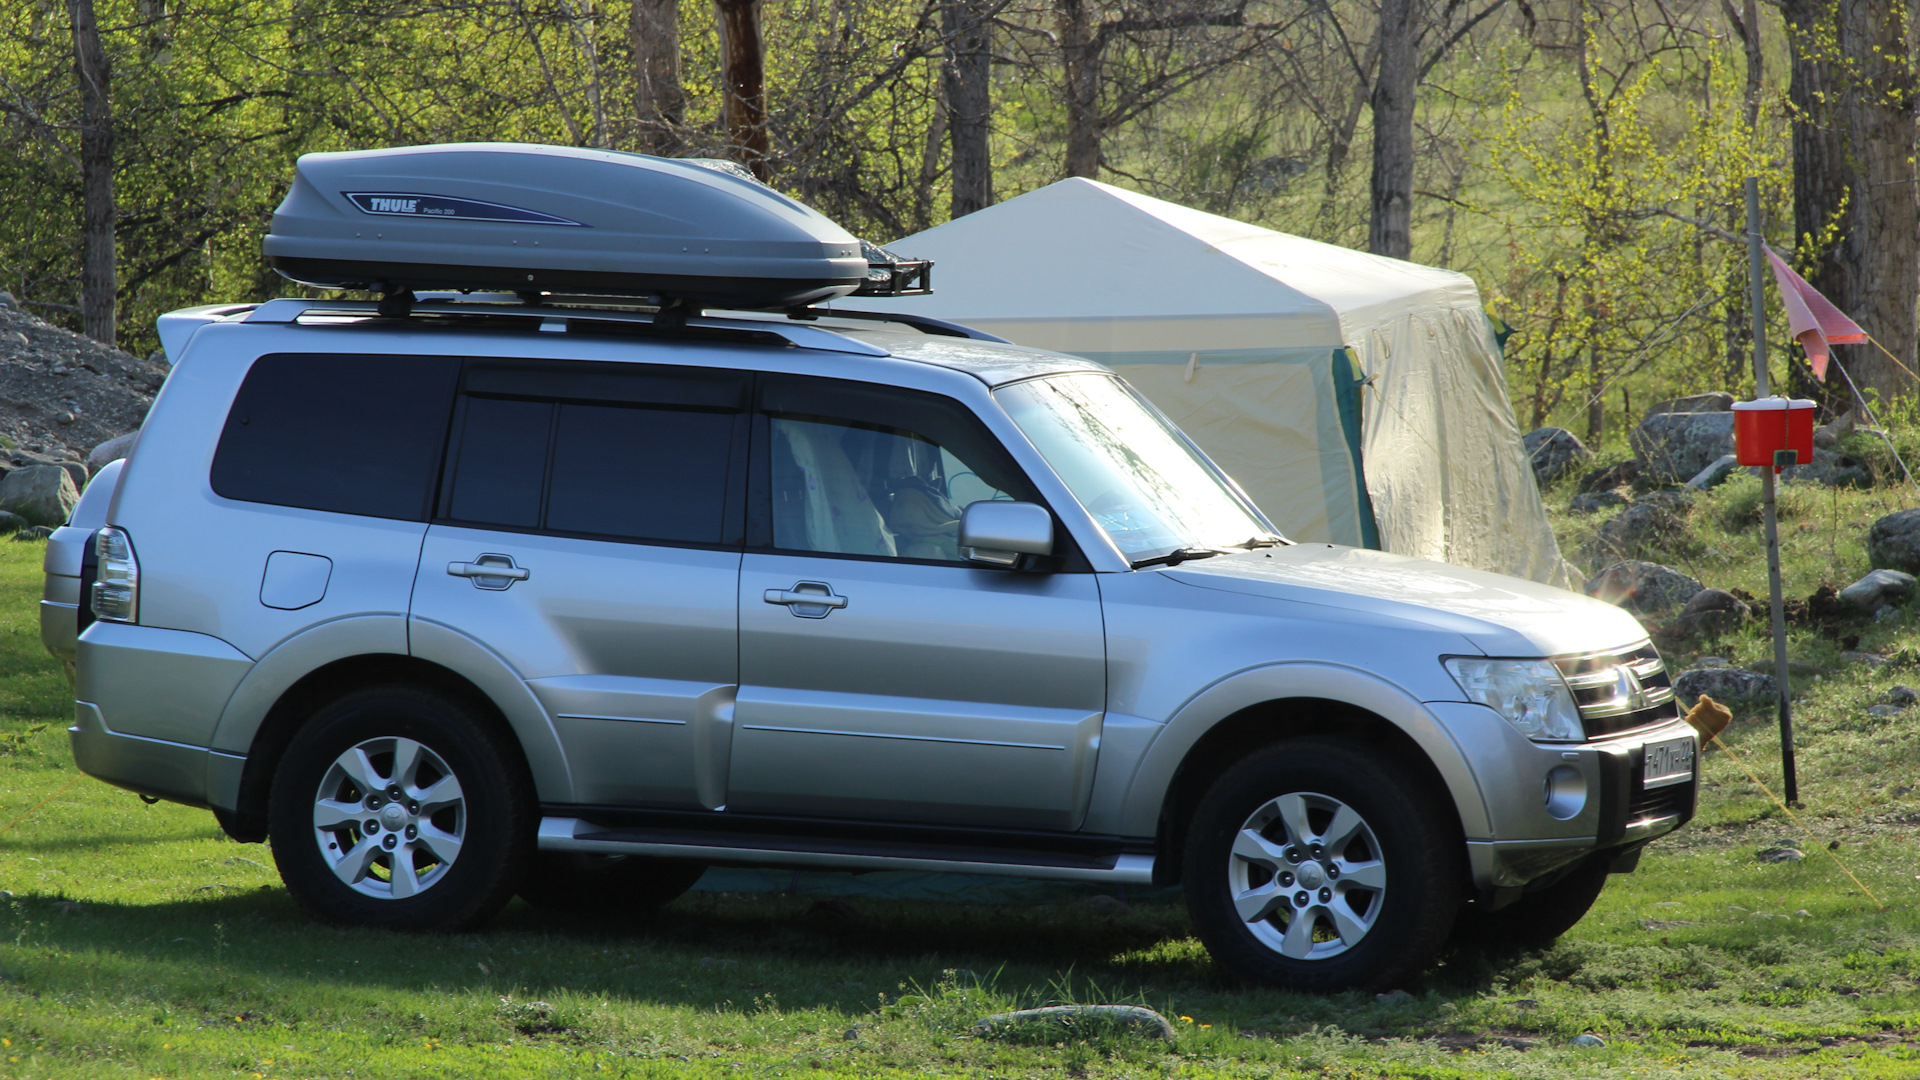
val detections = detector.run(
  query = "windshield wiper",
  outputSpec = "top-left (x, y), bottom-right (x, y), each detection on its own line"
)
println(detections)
top-left (1130, 547), bottom-right (1223, 570)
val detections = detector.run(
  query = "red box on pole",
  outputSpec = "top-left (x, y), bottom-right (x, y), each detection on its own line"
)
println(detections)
top-left (1732, 398), bottom-right (1816, 469)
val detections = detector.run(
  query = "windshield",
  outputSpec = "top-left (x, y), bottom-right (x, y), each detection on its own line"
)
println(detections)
top-left (995, 373), bottom-right (1276, 562)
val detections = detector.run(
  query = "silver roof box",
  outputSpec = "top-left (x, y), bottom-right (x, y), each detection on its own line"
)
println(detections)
top-left (264, 143), bottom-right (873, 309)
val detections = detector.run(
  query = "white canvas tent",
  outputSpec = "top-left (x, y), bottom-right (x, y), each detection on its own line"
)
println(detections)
top-left (885, 178), bottom-right (1577, 586)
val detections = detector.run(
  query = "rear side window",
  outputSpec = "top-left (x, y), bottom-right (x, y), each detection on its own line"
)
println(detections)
top-left (441, 359), bottom-right (748, 547)
top-left (211, 353), bottom-right (460, 520)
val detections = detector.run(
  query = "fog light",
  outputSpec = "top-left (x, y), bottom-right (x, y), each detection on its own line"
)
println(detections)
top-left (1543, 764), bottom-right (1587, 820)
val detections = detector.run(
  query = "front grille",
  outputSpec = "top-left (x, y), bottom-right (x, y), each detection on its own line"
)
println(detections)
top-left (1556, 642), bottom-right (1680, 739)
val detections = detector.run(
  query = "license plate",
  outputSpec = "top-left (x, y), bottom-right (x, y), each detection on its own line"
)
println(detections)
top-left (1643, 736), bottom-right (1695, 789)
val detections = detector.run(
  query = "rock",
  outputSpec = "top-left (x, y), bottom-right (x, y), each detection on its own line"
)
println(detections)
top-left (1879, 605), bottom-right (1901, 622)
top-left (1578, 459), bottom-right (1641, 493)
top-left (974, 1005), bottom-right (1177, 1041)
top-left (1695, 656), bottom-right (1731, 668)
top-left (1586, 561), bottom-right (1703, 614)
top-left (54, 411), bottom-right (73, 425)
top-left (1375, 989), bottom-right (1416, 1004)
top-left (0, 291), bottom-right (13, 309)
top-left (0, 465), bottom-right (77, 528)
top-left (1666, 588), bottom-right (1751, 636)
top-left (1632, 412), bottom-right (1737, 483)
top-left (1890, 685), bottom-right (1917, 706)
top-left (1571, 1033), bottom-right (1608, 1048)
top-left (1795, 909), bottom-right (1813, 918)
top-left (9, 525), bottom-right (50, 541)
top-left (0, 511), bottom-right (25, 536)
top-left (1781, 447), bottom-right (1872, 488)
top-left (1637, 489), bottom-right (1695, 514)
top-left (1645, 392), bottom-right (1734, 417)
top-left (1757, 847), bottom-right (1805, 863)
top-left (1867, 704), bottom-right (1903, 718)
top-left (1674, 666), bottom-right (1776, 702)
top-left (843, 1027), bottom-right (860, 1042)
top-left (1842, 650), bottom-right (1889, 668)
top-left (9, 450), bottom-right (86, 493)
top-left (85, 431), bottom-right (136, 475)
top-left (1813, 408), bottom-right (1856, 450)
top-left (1585, 503), bottom-right (1690, 565)
top-left (1570, 490), bottom-right (1629, 515)
top-left (1870, 510), bottom-right (1920, 575)
top-left (1523, 427), bottom-right (1591, 487)
top-left (1839, 569), bottom-right (1916, 613)
top-left (1686, 453), bottom-right (1743, 490)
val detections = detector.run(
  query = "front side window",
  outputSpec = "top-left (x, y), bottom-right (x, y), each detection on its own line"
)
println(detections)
top-left (759, 377), bottom-right (1040, 563)
top-left (995, 373), bottom-right (1274, 563)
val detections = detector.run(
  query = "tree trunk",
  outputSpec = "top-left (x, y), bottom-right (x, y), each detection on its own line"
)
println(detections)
top-left (1056, 0), bottom-right (1100, 178)
top-left (1782, 0), bottom-right (1854, 410)
top-left (944, 0), bottom-right (994, 216)
top-left (69, 0), bottom-right (115, 346)
top-left (631, 0), bottom-right (683, 155)
top-left (713, 0), bottom-right (769, 179)
top-left (1368, 0), bottom-right (1416, 259)
top-left (1837, 0), bottom-right (1918, 403)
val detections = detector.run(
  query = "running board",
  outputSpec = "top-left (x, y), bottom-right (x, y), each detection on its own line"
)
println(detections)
top-left (536, 816), bottom-right (1156, 884)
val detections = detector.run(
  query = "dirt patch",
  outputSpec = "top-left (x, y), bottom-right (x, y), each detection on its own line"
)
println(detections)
top-left (0, 303), bottom-right (166, 464)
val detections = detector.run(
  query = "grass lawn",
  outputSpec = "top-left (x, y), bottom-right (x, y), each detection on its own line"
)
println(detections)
top-left (2, 471), bottom-right (1920, 1078)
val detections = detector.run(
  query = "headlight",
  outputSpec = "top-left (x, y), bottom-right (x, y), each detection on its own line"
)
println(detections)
top-left (1444, 657), bottom-right (1583, 741)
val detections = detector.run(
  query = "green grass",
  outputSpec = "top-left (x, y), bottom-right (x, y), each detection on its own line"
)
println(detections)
top-left (4, 481), bottom-right (1920, 1076)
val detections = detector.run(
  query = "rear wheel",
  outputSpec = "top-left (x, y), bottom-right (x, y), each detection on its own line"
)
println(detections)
top-left (517, 853), bottom-right (707, 915)
top-left (1183, 738), bottom-right (1464, 991)
top-left (269, 685), bottom-right (534, 931)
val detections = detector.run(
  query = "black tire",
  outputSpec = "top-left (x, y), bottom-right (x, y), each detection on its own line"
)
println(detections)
top-left (1182, 738), bottom-right (1465, 991)
top-left (268, 684), bottom-right (535, 931)
top-left (517, 853), bottom-right (707, 914)
top-left (1452, 853), bottom-right (1611, 949)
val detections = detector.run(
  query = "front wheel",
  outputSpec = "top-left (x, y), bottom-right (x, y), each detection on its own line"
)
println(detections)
top-left (1183, 738), bottom-right (1465, 991)
top-left (268, 685), bottom-right (535, 931)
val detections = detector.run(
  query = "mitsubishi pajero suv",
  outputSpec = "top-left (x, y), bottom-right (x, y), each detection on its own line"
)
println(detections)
top-left (41, 144), bottom-right (1696, 991)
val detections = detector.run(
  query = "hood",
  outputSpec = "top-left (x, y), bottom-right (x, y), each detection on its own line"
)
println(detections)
top-left (1163, 544), bottom-right (1647, 658)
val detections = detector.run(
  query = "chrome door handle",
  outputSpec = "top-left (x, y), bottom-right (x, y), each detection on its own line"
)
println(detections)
top-left (448, 554), bottom-right (529, 590)
top-left (763, 581), bottom-right (847, 617)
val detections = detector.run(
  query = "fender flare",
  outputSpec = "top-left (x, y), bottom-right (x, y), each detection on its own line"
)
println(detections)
top-left (205, 614), bottom-right (574, 804)
top-left (1117, 661), bottom-right (1492, 841)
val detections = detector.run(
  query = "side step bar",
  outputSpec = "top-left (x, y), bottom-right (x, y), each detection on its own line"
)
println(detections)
top-left (537, 816), bottom-right (1156, 884)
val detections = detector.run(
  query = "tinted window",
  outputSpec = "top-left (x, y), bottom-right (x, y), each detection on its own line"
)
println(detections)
top-left (546, 404), bottom-right (734, 543)
top-left (446, 398), bottom-right (551, 528)
top-left (211, 353), bottom-right (459, 520)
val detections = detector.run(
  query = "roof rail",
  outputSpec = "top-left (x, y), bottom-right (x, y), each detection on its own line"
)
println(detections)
top-left (787, 306), bottom-right (1008, 343)
top-left (242, 297), bottom-right (890, 357)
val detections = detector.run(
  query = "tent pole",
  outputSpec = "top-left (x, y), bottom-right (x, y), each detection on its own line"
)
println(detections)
top-left (1746, 175), bottom-right (1798, 805)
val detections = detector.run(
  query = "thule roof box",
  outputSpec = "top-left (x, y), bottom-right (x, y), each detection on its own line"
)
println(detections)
top-left (264, 143), bottom-right (922, 311)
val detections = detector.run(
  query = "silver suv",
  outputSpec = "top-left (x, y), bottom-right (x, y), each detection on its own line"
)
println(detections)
top-left (42, 295), bottom-right (1695, 990)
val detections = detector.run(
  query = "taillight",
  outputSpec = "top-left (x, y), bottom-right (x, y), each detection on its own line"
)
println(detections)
top-left (91, 527), bottom-right (138, 624)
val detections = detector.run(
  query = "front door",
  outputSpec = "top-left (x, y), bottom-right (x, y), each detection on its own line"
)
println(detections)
top-left (408, 358), bottom-right (749, 809)
top-left (730, 375), bottom-right (1106, 831)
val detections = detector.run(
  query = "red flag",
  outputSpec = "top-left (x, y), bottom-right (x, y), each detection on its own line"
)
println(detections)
top-left (1765, 248), bottom-right (1866, 380)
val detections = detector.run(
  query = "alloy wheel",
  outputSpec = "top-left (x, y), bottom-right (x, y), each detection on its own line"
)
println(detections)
top-left (1227, 791), bottom-right (1387, 960)
top-left (310, 736), bottom-right (466, 900)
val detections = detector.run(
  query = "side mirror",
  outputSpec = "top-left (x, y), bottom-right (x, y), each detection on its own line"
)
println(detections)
top-left (959, 501), bottom-right (1054, 568)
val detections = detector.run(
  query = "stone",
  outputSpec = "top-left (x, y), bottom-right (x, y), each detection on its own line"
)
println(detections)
top-left (0, 291), bottom-right (13, 309)
top-left (1685, 453), bottom-right (1742, 490)
top-left (1523, 427), bottom-right (1591, 487)
top-left (1632, 412), bottom-right (1737, 483)
top-left (1842, 650), bottom-right (1889, 668)
top-left (1673, 666), bottom-right (1776, 702)
top-left (1585, 502), bottom-right (1690, 565)
top-left (1637, 489), bottom-right (1695, 514)
top-left (1867, 704), bottom-right (1903, 718)
top-left (54, 411), bottom-right (73, 425)
top-left (9, 450), bottom-right (86, 494)
top-left (974, 1005), bottom-right (1177, 1041)
top-left (1666, 588), bottom-right (1751, 637)
top-left (9, 525), bottom-right (50, 541)
top-left (1813, 408), bottom-right (1856, 450)
top-left (1839, 569), bottom-right (1916, 613)
top-left (1570, 490), bottom-right (1629, 515)
top-left (1757, 847), bottom-right (1805, 863)
top-left (0, 465), bottom-right (77, 528)
top-left (1695, 656), bottom-right (1731, 668)
top-left (1571, 1033), bottom-right (1608, 1048)
top-left (1586, 561), bottom-right (1703, 614)
top-left (1578, 459), bottom-right (1641, 493)
top-left (85, 432), bottom-right (136, 476)
top-left (1879, 605), bottom-right (1901, 622)
top-left (1781, 447), bottom-right (1872, 488)
top-left (1891, 685), bottom-right (1918, 706)
top-left (1870, 510), bottom-right (1920, 575)
top-left (0, 511), bottom-right (26, 536)
top-left (1645, 392), bottom-right (1735, 417)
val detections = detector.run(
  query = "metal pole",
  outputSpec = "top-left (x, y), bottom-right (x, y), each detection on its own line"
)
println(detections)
top-left (1746, 175), bottom-right (1798, 804)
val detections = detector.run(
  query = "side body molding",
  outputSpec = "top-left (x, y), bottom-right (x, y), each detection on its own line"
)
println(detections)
top-left (1115, 662), bottom-right (1494, 841)
top-left (407, 617), bottom-right (575, 803)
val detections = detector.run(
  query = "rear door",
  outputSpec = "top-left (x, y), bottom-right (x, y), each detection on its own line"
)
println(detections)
top-left (408, 358), bottom-right (749, 809)
top-left (729, 375), bottom-right (1107, 831)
